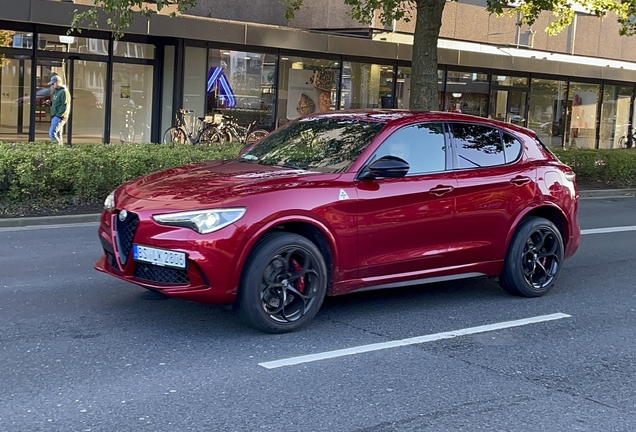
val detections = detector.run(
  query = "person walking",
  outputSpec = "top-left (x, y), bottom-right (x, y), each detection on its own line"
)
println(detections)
top-left (47, 75), bottom-right (71, 146)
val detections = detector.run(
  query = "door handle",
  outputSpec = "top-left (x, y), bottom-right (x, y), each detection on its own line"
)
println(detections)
top-left (429, 185), bottom-right (454, 196)
top-left (511, 176), bottom-right (531, 186)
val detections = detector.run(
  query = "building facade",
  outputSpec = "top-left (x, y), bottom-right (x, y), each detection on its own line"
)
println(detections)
top-left (1, 0), bottom-right (636, 149)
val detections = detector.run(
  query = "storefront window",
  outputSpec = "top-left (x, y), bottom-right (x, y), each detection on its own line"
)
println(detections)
top-left (566, 82), bottom-right (601, 149)
top-left (207, 50), bottom-right (277, 131)
top-left (599, 85), bottom-right (633, 149)
top-left (277, 56), bottom-right (340, 127)
top-left (34, 59), bottom-right (67, 141)
top-left (396, 68), bottom-right (443, 110)
top-left (341, 62), bottom-right (393, 110)
top-left (528, 79), bottom-right (568, 148)
top-left (38, 34), bottom-right (108, 56)
top-left (2, 31), bottom-right (34, 49)
top-left (445, 71), bottom-right (489, 117)
top-left (491, 75), bottom-right (528, 87)
top-left (161, 46), bottom-right (175, 137)
top-left (0, 57), bottom-right (31, 140)
top-left (113, 41), bottom-right (155, 59)
top-left (183, 46), bottom-right (207, 117)
top-left (111, 63), bottom-right (153, 143)
top-left (72, 60), bottom-right (106, 143)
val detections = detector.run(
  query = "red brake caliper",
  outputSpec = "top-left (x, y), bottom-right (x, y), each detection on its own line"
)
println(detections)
top-left (291, 258), bottom-right (305, 293)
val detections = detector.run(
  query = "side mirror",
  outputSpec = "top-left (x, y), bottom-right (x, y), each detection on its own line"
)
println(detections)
top-left (358, 155), bottom-right (410, 180)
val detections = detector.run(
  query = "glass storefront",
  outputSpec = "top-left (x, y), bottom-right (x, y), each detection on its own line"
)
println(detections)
top-left (2, 24), bottom-right (636, 148)
top-left (38, 34), bottom-right (108, 56)
top-left (277, 56), bottom-right (340, 127)
top-left (0, 57), bottom-right (31, 140)
top-left (445, 71), bottom-right (489, 116)
top-left (395, 68), bottom-right (443, 110)
top-left (110, 63), bottom-right (153, 143)
top-left (161, 46), bottom-right (175, 136)
top-left (599, 85), bottom-right (632, 149)
top-left (34, 58), bottom-right (67, 141)
top-left (207, 49), bottom-right (277, 130)
top-left (528, 78), bottom-right (569, 148)
top-left (341, 62), bottom-right (393, 110)
top-left (71, 60), bottom-right (106, 143)
top-left (566, 82), bottom-right (601, 149)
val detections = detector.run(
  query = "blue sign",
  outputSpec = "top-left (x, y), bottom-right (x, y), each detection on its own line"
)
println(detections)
top-left (206, 67), bottom-right (236, 108)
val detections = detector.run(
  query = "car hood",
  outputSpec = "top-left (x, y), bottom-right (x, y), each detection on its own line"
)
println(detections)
top-left (122, 159), bottom-right (331, 207)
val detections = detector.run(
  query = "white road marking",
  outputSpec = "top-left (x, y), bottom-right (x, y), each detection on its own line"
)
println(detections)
top-left (0, 222), bottom-right (99, 232)
top-left (581, 225), bottom-right (636, 235)
top-left (258, 313), bottom-right (571, 369)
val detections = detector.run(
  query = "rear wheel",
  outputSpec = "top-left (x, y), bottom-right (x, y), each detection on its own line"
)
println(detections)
top-left (238, 232), bottom-right (328, 333)
top-left (499, 216), bottom-right (564, 297)
top-left (162, 126), bottom-right (188, 144)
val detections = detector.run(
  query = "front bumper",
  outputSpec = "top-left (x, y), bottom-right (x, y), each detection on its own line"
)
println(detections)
top-left (95, 208), bottom-right (248, 305)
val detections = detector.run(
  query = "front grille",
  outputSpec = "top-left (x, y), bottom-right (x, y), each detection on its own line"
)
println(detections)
top-left (115, 212), bottom-right (139, 265)
top-left (134, 263), bottom-right (190, 285)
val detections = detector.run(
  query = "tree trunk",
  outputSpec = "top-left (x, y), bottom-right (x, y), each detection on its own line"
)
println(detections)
top-left (409, 0), bottom-right (446, 111)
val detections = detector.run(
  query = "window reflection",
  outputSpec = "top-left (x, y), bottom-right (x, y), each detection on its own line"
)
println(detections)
top-left (450, 123), bottom-right (505, 168)
top-left (240, 118), bottom-right (384, 173)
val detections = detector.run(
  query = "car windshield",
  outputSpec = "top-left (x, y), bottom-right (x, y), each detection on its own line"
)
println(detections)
top-left (237, 117), bottom-right (385, 173)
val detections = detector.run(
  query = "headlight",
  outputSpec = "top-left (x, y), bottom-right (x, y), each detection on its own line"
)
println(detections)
top-left (153, 208), bottom-right (246, 234)
top-left (104, 191), bottom-right (115, 211)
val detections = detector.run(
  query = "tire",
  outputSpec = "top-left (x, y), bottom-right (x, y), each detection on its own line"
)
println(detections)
top-left (238, 232), bottom-right (328, 333)
top-left (198, 126), bottom-right (222, 145)
top-left (246, 129), bottom-right (269, 145)
top-left (499, 216), bottom-right (564, 297)
top-left (619, 136), bottom-right (627, 149)
top-left (162, 127), bottom-right (188, 144)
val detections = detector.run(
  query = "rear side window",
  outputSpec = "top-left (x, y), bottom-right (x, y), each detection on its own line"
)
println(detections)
top-left (503, 133), bottom-right (522, 163)
top-left (450, 123), bottom-right (505, 169)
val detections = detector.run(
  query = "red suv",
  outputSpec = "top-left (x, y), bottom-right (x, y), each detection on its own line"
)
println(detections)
top-left (95, 111), bottom-right (580, 333)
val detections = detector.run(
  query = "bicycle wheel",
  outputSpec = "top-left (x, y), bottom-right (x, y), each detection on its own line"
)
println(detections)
top-left (198, 126), bottom-right (223, 145)
top-left (246, 129), bottom-right (269, 145)
top-left (619, 136), bottom-right (627, 149)
top-left (163, 126), bottom-right (188, 144)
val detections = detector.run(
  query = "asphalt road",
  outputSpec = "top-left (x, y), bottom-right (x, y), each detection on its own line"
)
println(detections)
top-left (2, 197), bottom-right (636, 431)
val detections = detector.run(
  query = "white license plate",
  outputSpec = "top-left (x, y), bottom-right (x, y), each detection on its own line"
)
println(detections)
top-left (133, 244), bottom-right (186, 269)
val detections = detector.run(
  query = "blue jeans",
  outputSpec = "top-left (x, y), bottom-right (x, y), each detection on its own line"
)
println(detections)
top-left (49, 116), bottom-right (66, 145)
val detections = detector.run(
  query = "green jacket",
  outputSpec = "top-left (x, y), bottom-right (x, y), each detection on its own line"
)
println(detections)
top-left (51, 86), bottom-right (71, 119)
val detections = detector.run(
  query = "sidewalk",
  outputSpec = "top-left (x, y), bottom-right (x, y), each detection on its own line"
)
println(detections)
top-left (1, 188), bottom-right (635, 229)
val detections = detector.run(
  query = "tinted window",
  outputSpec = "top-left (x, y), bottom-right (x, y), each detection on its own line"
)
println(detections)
top-left (503, 133), bottom-right (522, 163)
top-left (238, 117), bottom-right (385, 173)
top-left (370, 123), bottom-right (446, 175)
top-left (450, 123), bottom-right (504, 169)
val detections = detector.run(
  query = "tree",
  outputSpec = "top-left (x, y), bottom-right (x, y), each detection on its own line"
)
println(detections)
top-left (70, 0), bottom-right (197, 40)
top-left (73, 0), bottom-right (636, 110)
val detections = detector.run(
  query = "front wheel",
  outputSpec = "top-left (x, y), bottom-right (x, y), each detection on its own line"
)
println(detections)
top-left (238, 232), bottom-right (328, 333)
top-left (499, 216), bottom-right (564, 297)
top-left (162, 126), bottom-right (188, 144)
top-left (246, 129), bottom-right (269, 145)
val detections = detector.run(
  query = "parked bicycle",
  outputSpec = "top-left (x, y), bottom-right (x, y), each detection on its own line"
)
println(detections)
top-left (214, 114), bottom-right (269, 145)
top-left (618, 128), bottom-right (636, 149)
top-left (162, 109), bottom-right (221, 145)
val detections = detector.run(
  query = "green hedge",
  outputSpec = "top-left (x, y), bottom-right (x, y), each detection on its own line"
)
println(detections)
top-left (0, 142), bottom-right (243, 211)
top-left (552, 148), bottom-right (636, 188)
top-left (1, 143), bottom-right (636, 216)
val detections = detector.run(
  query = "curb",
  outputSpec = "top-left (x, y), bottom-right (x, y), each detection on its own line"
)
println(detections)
top-left (1, 188), bottom-right (635, 229)
top-left (579, 189), bottom-right (636, 199)
top-left (0, 213), bottom-right (101, 229)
